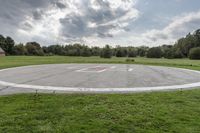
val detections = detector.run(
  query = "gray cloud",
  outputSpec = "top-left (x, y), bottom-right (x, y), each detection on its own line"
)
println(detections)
top-left (20, 0), bottom-right (54, 8)
top-left (32, 10), bottom-right (44, 20)
top-left (55, 1), bottom-right (67, 9)
top-left (0, 0), bottom-right (50, 32)
top-left (59, 0), bottom-right (138, 40)
top-left (143, 11), bottom-right (200, 44)
top-left (0, 0), bottom-right (138, 45)
top-left (0, 0), bottom-right (200, 47)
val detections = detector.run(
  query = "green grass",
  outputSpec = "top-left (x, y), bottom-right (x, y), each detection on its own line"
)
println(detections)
top-left (1, 56), bottom-right (200, 132)
top-left (0, 56), bottom-right (200, 70)
top-left (1, 91), bottom-right (200, 133)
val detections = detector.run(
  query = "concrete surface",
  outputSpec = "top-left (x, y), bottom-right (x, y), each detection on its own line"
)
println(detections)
top-left (0, 64), bottom-right (200, 94)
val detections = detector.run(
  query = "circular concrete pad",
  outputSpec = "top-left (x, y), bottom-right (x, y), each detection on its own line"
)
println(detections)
top-left (0, 64), bottom-right (200, 93)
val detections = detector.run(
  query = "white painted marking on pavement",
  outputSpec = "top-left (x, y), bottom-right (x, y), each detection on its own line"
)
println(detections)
top-left (128, 68), bottom-right (133, 72)
top-left (76, 66), bottom-right (106, 73)
top-left (67, 66), bottom-right (78, 69)
top-left (0, 80), bottom-right (200, 92)
top-left (111, 66), bottom-right (116, 69)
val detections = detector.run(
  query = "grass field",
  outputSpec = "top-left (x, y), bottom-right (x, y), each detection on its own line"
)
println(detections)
top-left (0, 56), bottom-right (200, 70)
top-left (0, 56), bottom-right (200, 132)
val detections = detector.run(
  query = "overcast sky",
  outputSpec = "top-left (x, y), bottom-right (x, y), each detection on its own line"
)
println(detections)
top-left (0, 0), bottom-right (200, 47)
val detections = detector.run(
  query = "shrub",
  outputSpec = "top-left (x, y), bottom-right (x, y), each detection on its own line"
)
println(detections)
top-left (126, 58), bottom-right (135, 62)
top-left (146, 47), bottom-right (163, 58)
top-left (189, 47), bottom-right (200, 60)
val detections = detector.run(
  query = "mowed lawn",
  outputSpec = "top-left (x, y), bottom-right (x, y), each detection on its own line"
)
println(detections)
top-left (0, 56), bottom-right (200, 132)
top-left (0, 56), bottom-right (200, 70)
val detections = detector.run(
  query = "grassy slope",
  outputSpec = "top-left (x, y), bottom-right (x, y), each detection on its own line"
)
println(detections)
top-left (0, 56), bottom-right (200, 132)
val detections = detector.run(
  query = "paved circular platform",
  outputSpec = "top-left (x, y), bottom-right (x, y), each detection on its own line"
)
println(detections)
top-left (0, 64), bottom-right (200, 93)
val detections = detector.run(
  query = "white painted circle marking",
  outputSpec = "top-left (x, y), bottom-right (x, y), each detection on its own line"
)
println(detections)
top-left (0, 64), bottom-right (200, 92)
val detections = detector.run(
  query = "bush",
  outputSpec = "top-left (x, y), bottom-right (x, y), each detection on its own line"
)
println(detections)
top-left (189, 47), bottom-right (200, 60)
top-left (164, 49), bottom-right (174, 59)
top-left (146, 47), bottom-right (163, 58)
top-left (126, 58), bottom-right (135, 63)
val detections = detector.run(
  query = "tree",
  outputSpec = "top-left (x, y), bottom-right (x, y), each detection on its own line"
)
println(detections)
top-left (147, 47), bottom-right (163, 58)
top-left (164, 48), bottom-right (174, 59)
top-left (5, 37), bottom-right (15, 55)
top-left (13, 43), bottom-right (27, 55)
top-left (25, 42), bottom-right (44, 56)
top-left (47, 45), bottom-right (66, 55)
top-left (91, 47), bottom-right (101, 56)
top-left (194, 29), bottom-right (200, 47)
top-left (42, 46), bottom-right (49, 54)
top-left (115, 47), bottom-right (128, 57)
top-left (0, 35), bottom-right (15, 55)
top-left (173, 49), bottom-right (184, 58)
top-left (115, 49), bottom-right (124, 57)
top-left (0, 35), bottom-right (6, 51)
top-left (1, 28), bottom-right (200, 59)
top-left (137, 46), bottom-right (148, 57)
top-left (127, 47), bottom-right (137, 57)
top-left (189, 47), bottom-right (200, 60)
top-left (175, 32), bottom-right (199, 57)
top-left (100, 45), bottom-right (112, 58)
top-left (80, 46), bottom-right (91, 57)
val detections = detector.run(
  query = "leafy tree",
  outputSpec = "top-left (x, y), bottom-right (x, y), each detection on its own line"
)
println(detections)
top-left (1, 28), bottom-right (200, 59)
top-left (42, 46), bottom-right (49, 54)
top-left (173, 49), bottom-right (184, 58)
top-left (5, 37), bottom-right (15, 55)
top-left (189, 47), bottom-right (200, 60)
top-left (25, 42), bottom-right (44, 56)
top-left (175, 31), bottom-right (199, 57)
top-left (115, 46), bottom-right (128, 57)
top-left (0, 35), bottom-right (15, 55)
top-left (47, 45), bottom-right (66, 55)
top-left (13, 43), bottom-right (27, 55)
top-left (91, 47), bottom-right (101, 56)
top-left (127, 47), bottom-right (137, 57)
top-left (147, 47), bottom-right (163, 58)
top-left (194, 29), bottom-right (200, 47)
top-left (164, 48), bottom-right (174, 59)
top-left (80, 46), bottom-right (91, 57)
top-left (0, 35), bottom-right (6, 51)
top-left (67, 49), bottom-right (78, 56)
top-left (115, 49), bottom-right (124, 57)
top-left (137, 46), bottom-right (148, 57)
top-left (100, 45), bottom-right (112, 58)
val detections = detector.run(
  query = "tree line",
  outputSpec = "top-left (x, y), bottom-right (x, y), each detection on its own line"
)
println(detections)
top-left (0, 29), bottom-right (200, 59)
